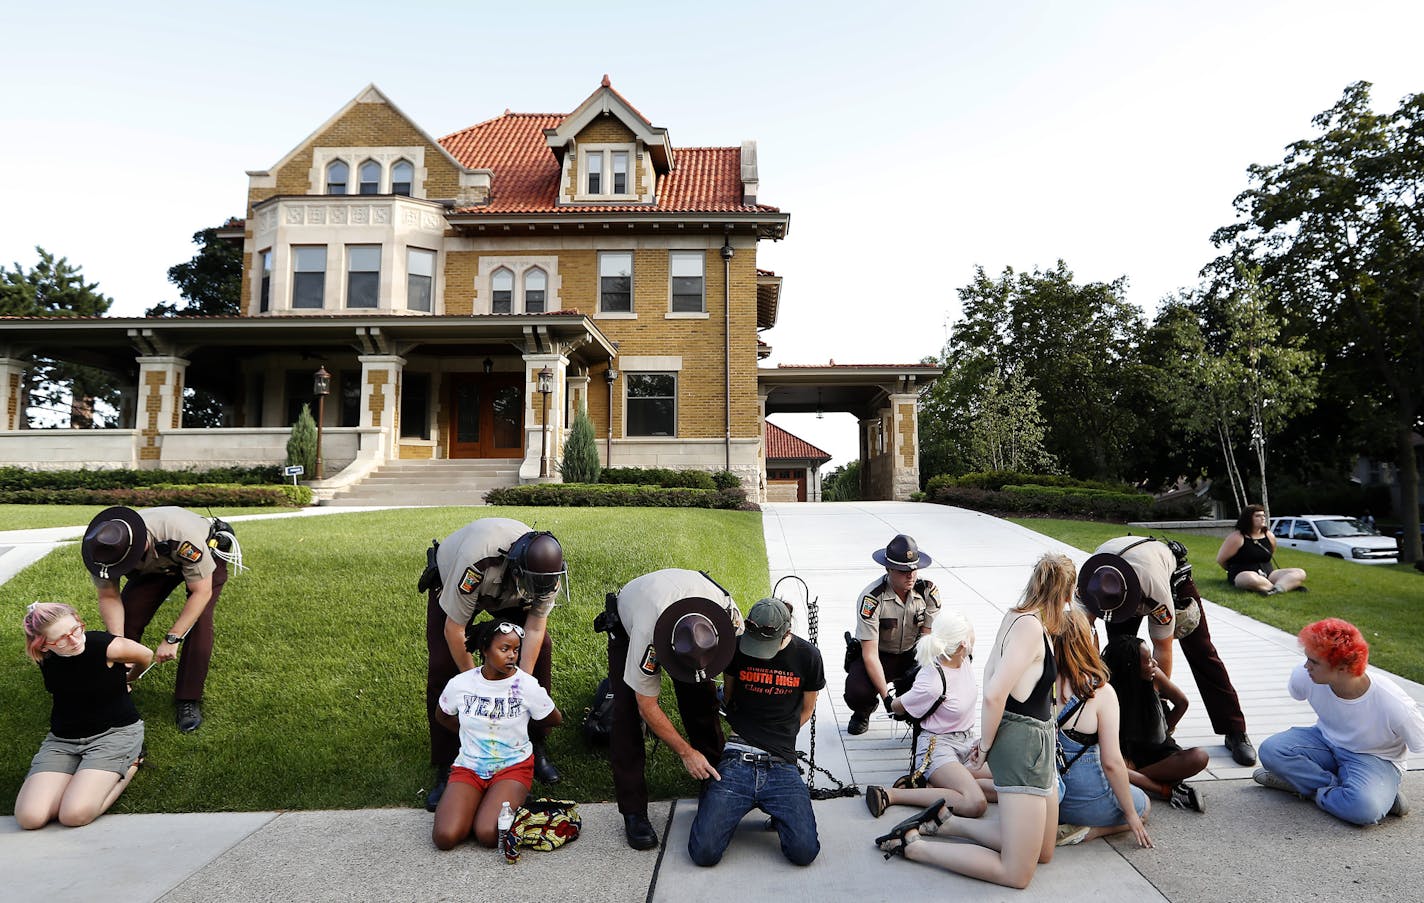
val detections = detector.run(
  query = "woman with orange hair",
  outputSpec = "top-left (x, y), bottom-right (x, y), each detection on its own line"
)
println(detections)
top-left (1254, 618), bottom-right (1424, 825)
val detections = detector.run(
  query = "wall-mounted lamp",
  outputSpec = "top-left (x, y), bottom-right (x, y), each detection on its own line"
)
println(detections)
top-left (483, 357), bottom-right (493, 375)
top-left (604, 366), bottom-right (618, 465)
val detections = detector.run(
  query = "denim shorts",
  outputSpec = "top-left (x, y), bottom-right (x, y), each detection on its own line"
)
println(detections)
top-left (29, 720), bottom-right (144, 778)
top-left (988, 711), bottom-right (1055, 796)
top-left (1058, 733), bottom-right (1149, 826)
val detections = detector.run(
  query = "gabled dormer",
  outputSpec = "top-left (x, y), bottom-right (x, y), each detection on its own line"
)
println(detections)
top-left (544, 76), bottom-right (673, 206)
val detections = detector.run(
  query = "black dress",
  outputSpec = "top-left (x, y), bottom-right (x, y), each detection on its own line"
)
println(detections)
top-left (1225, 535), bottom-right (1273, 583)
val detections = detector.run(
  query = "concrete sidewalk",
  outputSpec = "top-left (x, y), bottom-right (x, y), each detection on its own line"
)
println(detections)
top-left (3, 501), bottom-right (1421, 903)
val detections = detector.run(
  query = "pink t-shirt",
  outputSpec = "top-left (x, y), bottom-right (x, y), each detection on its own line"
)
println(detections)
top-left (899, 658), bottom-right (977, 735)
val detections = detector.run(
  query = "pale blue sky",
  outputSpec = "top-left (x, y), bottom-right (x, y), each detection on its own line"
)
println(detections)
top-left (2, 1), bottom-right (1419, 465)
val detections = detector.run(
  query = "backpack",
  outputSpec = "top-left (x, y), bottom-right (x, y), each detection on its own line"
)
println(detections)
top-left (582, 677), bottom-right (616, 745)
top-left (510, 798), bottom-right (582, 852)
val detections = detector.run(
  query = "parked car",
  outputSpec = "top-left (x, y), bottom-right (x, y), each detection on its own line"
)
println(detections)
top-left (1269, 515), bottom-right (1399, 564)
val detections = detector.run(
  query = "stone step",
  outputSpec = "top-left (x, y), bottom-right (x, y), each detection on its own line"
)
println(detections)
top-left (322, 493), bottom-right (491, 507)
top-left (322, 457), bottom-right (522, 507)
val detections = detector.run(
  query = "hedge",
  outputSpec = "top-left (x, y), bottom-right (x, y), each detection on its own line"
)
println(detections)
top-left (926, 471), bottom-right (1133, 494)
top-left (0, 484), bottom-right (312, 508)
top-left (927, 485), bottom-right (1206, 521)
top-left (484, 483), bottom-right (750, 510)
top-left (598, 467), bottom-right (718, 490)
top-left (0, 466), bottom-right (283, 491)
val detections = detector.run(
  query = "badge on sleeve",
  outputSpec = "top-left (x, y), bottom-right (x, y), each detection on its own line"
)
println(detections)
top-left (175, 541), bottom-right (203, 563)
top-left (860, 596), bottom-right (878, 620)
top-left (639, 644), bottom-right (659, 675)
top-left (459, 566), bottom-right (482, 594)
top-left (1149, 602), bottom-right (1173, 627)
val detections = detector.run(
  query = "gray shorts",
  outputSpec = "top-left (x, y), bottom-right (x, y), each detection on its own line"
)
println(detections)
top-left (915, 729), bottom-right (977, 777)
top-left (28, 721), bottom-right (145, 778)
top-left (987, 710), bottom-right (1055, 797)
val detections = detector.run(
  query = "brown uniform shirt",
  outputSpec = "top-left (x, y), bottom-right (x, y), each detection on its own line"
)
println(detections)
top-left (854, 576), bottom-right (942, 654)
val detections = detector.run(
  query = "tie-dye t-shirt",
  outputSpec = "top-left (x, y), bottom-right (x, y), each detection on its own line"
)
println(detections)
top-left (439, 667), bottom-right (555, 777)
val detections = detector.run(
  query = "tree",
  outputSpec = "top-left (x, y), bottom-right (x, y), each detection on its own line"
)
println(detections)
top-left (286, 404), bottom-right (317, 477)
top-left (560, 407), bottom-right (601, 483)
top-left (1208, 82), bottom-right (1424, 562)
top-left (0, 247), bottom-right (117, 427)
top-left (821, 460), bottom-right (862, 501)
top-left (963, 369), bottom-right (1058, 474)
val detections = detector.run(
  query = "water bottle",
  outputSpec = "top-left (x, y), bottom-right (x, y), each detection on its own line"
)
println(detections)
top-left (498, 801), bottom-right (518, 863)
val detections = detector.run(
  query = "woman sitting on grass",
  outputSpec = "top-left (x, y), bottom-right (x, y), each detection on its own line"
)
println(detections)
top-left (865, 608), bottom-right (988, 820)
top-left (15, 602), bottom-right (153, 829)
top-left (1102, 634), bottom-right (1208, 812)
top-left (1215, 504), bottom-right (1306, 595)
top-left (1053, 607), bottom-right (1152, 848)
top-left (432, 619), bottom-right (562, 850)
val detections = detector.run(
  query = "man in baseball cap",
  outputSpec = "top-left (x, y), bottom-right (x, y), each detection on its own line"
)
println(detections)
top-left (688, 597), bottom-right (824, 866)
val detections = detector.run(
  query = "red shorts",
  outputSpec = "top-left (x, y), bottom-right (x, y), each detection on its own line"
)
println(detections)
top-left (449, 756), bottom-right (534, 791)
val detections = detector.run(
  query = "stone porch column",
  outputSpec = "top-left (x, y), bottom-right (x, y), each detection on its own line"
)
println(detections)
top-left (358, 353), bottom-right (406, 463)
top-left (135, 355), bottom-right (188, 467)
top-left (567, 374), bottom-right (590, 420)
top-left (521, 354), bottom-right (567, 482)
top-left (887, 392), bottom-right (920, 501)
top-left (0, 357), bottom-right (27, 431)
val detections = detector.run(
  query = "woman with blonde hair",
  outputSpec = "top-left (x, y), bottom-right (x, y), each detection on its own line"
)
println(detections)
top-left (865, 608), bottom-right (988, 819)
top-left (876, 553), bottom-right (1068, 889)
top-left (1053, 607), bottom-right (1152, 847)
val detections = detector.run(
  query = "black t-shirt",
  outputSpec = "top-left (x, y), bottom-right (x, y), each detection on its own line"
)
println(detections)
top-left (40, 631), bottom-right (140, 738)
top-left (724, 635), bottom-right (826, 763)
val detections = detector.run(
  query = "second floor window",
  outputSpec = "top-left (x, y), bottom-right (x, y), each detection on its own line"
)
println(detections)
top-left (524, 268), bottom-right (547, 313)
top-left (346, 246), bottom-right (380, 308)
top-left (326, 160), bottom-right (348, 195)
top-left (408, 248), bottom-right (434, 312)
top-left (491, 268), bottom-right (514, 313)
top-left (292, 246), bottom-right (326, 309)
top-left (669, 251), bottom-right (705, 313)
top-left (392, 160), bottom-right (413, 196)
top-left (586, 153), bottom-right (602, 195)
top-left (599, 251), bottom-right (633, 313)
top-left (359, 160), bottom-right (381, 195)
top-left (259, 249), bottom-right (272, 312)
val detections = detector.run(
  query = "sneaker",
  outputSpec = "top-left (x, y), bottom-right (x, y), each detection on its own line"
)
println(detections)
top-left (847, 711), bottom-right (870, 736)
top-left (1056, 824), bottom-right (1089, 846)
top-left (1170, 782), bottom-right (1206, 813)
top-left (1390, 790), bottom-right (1409, 818)
top-left (176, 699), bottom-right (203, 733)
top-left (1225, 732), bottom-right (1257, 766)
top-left (1252, 768), bottom-right (1298, 795)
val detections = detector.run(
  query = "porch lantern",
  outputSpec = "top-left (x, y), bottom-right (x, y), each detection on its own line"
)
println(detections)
top-left (604, 366), bottom-right (618, 465)
top-left (313, 364), bottom-right (331, 480)
top-left (538, 365), bottom-right (553, 478)
top-left (483, 357), bottom-right (493, 375)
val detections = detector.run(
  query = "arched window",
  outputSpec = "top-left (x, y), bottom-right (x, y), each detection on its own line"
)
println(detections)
top-left (491, 268), bottom-right (514, 314)
top-left (391, 159), bottom-right (413, 196)
top-left (326, 160), bottom-right (348, 195)
top-left (523, 268), bottom-right (547, 313)
top-left (358, 159), bottom-right (381, 195)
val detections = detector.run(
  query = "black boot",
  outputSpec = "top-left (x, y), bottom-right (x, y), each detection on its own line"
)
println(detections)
top-left (532, 742), bottom-right (562, 785)
top-left (425, 766), bottom-right (449, 812)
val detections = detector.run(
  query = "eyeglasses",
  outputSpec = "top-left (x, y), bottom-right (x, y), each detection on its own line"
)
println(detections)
top-left (45, 623), bottom-right (85, 647)
top-left (744, 619), bottom-right (783, 639)
top-left (494, 622), bottom-right (525, 638)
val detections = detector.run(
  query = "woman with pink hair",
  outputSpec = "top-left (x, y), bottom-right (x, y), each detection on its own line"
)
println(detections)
top-left (1254, 618), bottom-right (1424, 825)
top-left (15, 602), bottom-right (153, 829)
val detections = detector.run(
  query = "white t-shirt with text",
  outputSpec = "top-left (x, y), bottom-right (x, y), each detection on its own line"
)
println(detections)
top-left (439, 667), bottom-right (555, 777)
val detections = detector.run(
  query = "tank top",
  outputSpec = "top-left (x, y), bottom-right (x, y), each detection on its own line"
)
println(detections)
top-left (1002, 616), bottom-right (1055, 721)
top-left (1225, 534), bottom-right (1273, 580)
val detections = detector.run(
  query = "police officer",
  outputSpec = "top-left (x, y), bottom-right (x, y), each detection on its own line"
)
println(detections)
top-left (845, 534), bottom-right (941, 735)
top-left (421, 517), bottom-right (566, 810)
top-left (1079, 536), bottom-right (1257, 767)
top-left (82, 506), bottom-right (233, 733)
top-left (601, 568), bottom-right (740, 850)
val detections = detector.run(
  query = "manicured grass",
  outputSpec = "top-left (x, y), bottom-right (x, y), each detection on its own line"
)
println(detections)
top-left (1, 506), bottom-right (769, 815)
top-left (1010, 517), bottom-right (1424, 682)
top-left (0, 505), bottom-right (288, 533)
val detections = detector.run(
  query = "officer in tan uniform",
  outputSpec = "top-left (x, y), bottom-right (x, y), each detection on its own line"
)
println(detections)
top-left (844, 534), bottom-right (941, 735)
top-left (419, 517), bottom-right (566, 809)
top-left (83, 506), bottom-right (231, 733)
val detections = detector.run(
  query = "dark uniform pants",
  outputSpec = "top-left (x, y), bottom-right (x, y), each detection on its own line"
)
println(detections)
top-left (844, 647), bottom-right (917, 716)
top-left (1108, 605), bottom-right (1246, 736)
top-left (425, 590), bottom-right (554, 770)
top-left (607, 625), bottom-right (723, 817)
top-left (121, 560), bottom-right (227, 701)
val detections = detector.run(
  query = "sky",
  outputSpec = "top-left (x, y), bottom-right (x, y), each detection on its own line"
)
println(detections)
top-left (2, 0), bottom-right (1420, 467)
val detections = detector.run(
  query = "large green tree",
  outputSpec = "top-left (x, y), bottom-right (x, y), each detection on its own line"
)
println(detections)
top-left (1209, 82), bottom-right (1424, 562)
top-left (0, 247), bottom-right (117, 427)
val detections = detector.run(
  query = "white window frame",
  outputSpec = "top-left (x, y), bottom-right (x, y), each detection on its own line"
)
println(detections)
top-left (325, 160), bottom-right (349, 195)
top-left (358, 159), bottom-right (381, 195)
top-left (598, 251), bottom-right (634, 316)
top-left (491, 267), bottom-right (515, 314)
top-left (667, 250), bottom-right (707, 317)
top-left (407, 247), bottom-right (435, 313)
top-left (523, 267), bottom-right (547, 313)
top-left (391, 159), bottom-right (414, 196)
top-left (259, 249), bottom-right (273, 312)
top-left (292, 246), bottom-right (327, 309)
top-left (345, 245), bottom-right (381, 309)
top-left (578, 144), bottom-right (638, 201)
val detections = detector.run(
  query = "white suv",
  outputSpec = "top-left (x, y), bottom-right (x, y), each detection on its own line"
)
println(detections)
top-left (1269, 515), bottom-right (1399, 564)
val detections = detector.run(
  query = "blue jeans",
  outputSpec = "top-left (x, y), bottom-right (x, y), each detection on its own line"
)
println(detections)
top-left (1259, 725), bottom-right (1402, 826)
top-left (687, 749), bottom-right (820, 866)
top-left (1058, 732), bottom-right (1149, 827)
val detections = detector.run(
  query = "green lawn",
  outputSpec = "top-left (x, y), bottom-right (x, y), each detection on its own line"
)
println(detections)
top-left (0, 505), bottom-right (289, 533)
top-left (1010, 517), bottom-right (1424, 683)
top-left (2, 506), bottom-right (769, 815)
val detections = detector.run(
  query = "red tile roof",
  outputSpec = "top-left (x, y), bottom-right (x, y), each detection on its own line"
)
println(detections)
top-left (765, 422), bottom-right (831, 462)
top-left (439, 113), bottom-right (779, 215)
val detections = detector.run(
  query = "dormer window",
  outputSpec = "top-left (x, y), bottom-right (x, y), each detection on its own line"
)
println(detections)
top-left (392, 160), bottom-right (413, 196)
top-left (580, 145), bottom-right (637, 200)
top-left (326, 161), bottom-right (348, 195)
top-left (359, 160), bottom-right (381, 195)
top-left (611, 151), bottom-right (629, 194)
top-left (491, 268), bottom-right (514, 313)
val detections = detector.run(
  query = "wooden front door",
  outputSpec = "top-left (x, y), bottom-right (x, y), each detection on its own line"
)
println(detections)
top-left (448, 373), bottom-right (524, 458)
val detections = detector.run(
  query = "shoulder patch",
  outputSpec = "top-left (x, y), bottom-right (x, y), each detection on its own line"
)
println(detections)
top-left (175, 541), bottom-right (203, 564)
top-left (639, 644), bottom-right (660, 676)
top-left (860, 595), bottom-right (879, 620)
top-left (459, 566), bottom-right (483, 594)
top-left (1148, 602), bottom-right (1174, 627)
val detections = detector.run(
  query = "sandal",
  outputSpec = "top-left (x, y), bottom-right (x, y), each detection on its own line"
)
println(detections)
top-left (877, 827), bottom-right (918, 860)
top-left (866, 784), bottom-right (889, 818)
top-left (874, 798), bottom-right (947, 849)
top-left (132, 745), bottom-right (148, 771)
top-left (1170, 782), bottom-right (1205, 813)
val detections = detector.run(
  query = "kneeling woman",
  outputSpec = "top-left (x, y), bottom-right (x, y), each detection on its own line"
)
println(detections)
top-left (1054, 607), bottom-right (1152, 847)
top-left (433, 619), bottom-right (562, 850)
top-left (15, 602), bottom-right (153, 829)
